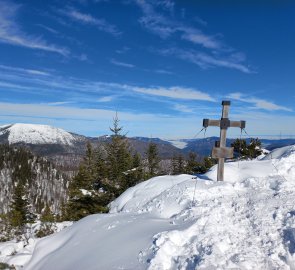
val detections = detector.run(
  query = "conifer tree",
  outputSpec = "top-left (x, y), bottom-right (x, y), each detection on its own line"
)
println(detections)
top-left (92, 144), bottom-right (108, 191)
top-left (8, 181), bottom-right (30, 238)
top-left (186, 152), bottom-right (199, 174)
top-left (146, 142), bottom-right (160, 178)
top-left (36, 204), bottom-right (56, 238)
top-left (9, 182), bottom-right (29, 228)
top-left (248, 138), bottom-right (263, 158)
top-left (122, 153), bottom-right (143, 189)
top-left (132, 152), bottom-right (141, 168)
top-left (231, 138), bottom-right (262, 159)
top-left (171, 154), bottom-right (185, 175)
top-left (66, 142), bottom-right (109, 221)
top-left (106, 113), bottom-right (132, 185)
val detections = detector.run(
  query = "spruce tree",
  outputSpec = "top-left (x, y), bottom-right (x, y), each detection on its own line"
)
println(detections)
top-left (9, 183), bottom-right (28, 227)
top-left (171, 154), bottom-right (185, 175)
top-left (106, 113), bottom-right (133, 186)
top-left (248, 138), bottom-right (263, 158)
top-left (186, 152), bottom-right (199, 174)
top-left (122, 153), bottom-right (143, 189)
top-left (9, 182), bottom-right (30, 236)
top-left (231, 138), bottom-right (262, 159)
top-left (36, 204), bottom-right (56, 238)
top-left (66, 142), bottom-right (109, 221)
top-left (92, 144), bottom-right (108, 191)
top-left (146, 142), bottom-right (160, 178)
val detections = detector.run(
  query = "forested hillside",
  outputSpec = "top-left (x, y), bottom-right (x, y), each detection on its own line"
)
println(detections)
top-left (0, 144), bottom-right (69, 216)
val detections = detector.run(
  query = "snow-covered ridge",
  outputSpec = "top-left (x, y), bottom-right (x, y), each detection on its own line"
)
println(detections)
top-left (0, 123), bottom-right (77, 145)
top-left (6, 144), bottom-right (295, 269)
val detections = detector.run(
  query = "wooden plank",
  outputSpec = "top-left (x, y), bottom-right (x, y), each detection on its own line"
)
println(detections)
top-left (212, 147), bottom-right (234, 159)
top-left (230, 121), bottom-right (244, 128)
top-left (208, 119), bottom-right (220, 127)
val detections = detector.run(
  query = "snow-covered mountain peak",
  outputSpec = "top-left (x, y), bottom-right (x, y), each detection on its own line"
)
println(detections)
top-left (0, 123), bottom-right (76, 145)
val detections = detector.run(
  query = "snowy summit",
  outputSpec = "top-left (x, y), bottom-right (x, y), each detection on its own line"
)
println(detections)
top-left (4, 144), bottom-right (291, 270)
top-left (0, 123), bottom-right (76, 145)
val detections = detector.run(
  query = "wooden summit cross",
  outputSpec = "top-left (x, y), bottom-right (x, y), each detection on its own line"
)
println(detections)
top-left (203, 101), bottom-right (246, 181)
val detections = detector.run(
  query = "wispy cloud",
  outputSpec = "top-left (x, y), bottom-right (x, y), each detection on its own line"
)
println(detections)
top-left (180, 29), bottom-right (221, 49)
top-left (159, 48), bottom-right (252, 74)
top-left (115, 46), bottom-right (130, 54)
top-left (46, 101), bottom-right (74, 106)
top-left (134, 0), bottom-right (252, 73)
top-left (0, 102), bottom-right (153, 122)
top-left (35, 24), bottom-right (59, 34)
top-left (154, 69), bottom-right (173, 75)
top-left (135, 0), bottom-right (174, 39)
top-left (135, 0), bottom-right (221, 49)
top-left (0, 64), bottom-right (214, 104)
top-left (97, 96), bottom-right (114, 102)
top-left (131, 86), bottom-right (215, 101)
top-left (173, 104), bottom-right (194, 113)
top-left (0, 1), bottom-right (69, 56)
top-left (228, 92), bottom-right (292, 112)
top-left (0, 101), bottom-right (205, 138)
top-left (61, 8), bottom-right (121, 37)
top-left (110, 59), bottom-right (135, 68)
top-left (0, 64), bottom-right (50, 76)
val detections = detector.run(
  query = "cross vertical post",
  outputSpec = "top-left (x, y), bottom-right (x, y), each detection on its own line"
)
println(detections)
top-left (203, 101), bottom-right (246, 181)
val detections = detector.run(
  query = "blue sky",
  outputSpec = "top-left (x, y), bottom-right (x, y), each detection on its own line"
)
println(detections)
top-left (0, 0), bottom-right (294, 139)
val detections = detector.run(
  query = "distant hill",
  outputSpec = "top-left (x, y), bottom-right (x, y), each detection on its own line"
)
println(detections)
top-left (1, 123), bottom-right (294, 170)
top-left (0, 124), bottom-right (183, 172)
top-left (179, 137), bottom-right (295, 156)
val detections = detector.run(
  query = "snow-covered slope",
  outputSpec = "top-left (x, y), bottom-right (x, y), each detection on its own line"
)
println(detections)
top-left (8, 145), bottom-right (295, 269)
top-left (0, 123), bottom-right (76, 145)
top-left (166, 139), bottom-right (188, 149)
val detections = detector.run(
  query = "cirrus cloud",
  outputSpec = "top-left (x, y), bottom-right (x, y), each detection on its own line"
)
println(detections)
top-left (0, 1), bottom-right (69, 56)
top-left (228, 92), bottom-right (292, 112)
top-left (131, 86), bottom-right (216, 101)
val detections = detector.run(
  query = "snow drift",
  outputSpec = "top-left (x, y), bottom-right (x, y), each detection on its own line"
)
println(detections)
top-left (11, 145), bottom-right (295, 269)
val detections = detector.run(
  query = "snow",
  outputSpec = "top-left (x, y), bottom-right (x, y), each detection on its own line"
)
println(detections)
top-left (0, 221), bottom-right (72, 269)
top-left (79, 189), bottom-right (92, 196)
top-left (166, 139), bottom-right (188, 149)
top-left (3, 144), bottom-right (295, 269)
top-left (0, 123), bottom-right (76, 145)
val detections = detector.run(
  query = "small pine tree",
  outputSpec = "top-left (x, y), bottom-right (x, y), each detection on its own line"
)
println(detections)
top-left (66, 142), bottom-right (110, 221)
top-left (186, 152), bottom-right (199, 174)
top-left (106, 113), bottom-right (133, 185)
top-left (204, 156), bottom-right (216, 170)
top-left (248, 138), bottom-right (263, 158)
top-left (171, 154), bottom-right (185, 175)
top-left (36, 205), bottom-right (56, 238)
top-left (146, 142), bottom-right (160, 178)
top-left (7, 181), bottom-right (32, 240)
top-left (9, 182), bottom-right (29, 229)
top-left (231, 138), bottom-right (262, 159)
top-left (123, 153), bottom-right (144, 189)
top-left (0, 213), bottom-right (12, 242)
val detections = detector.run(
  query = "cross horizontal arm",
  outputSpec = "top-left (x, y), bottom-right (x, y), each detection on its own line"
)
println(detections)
top-left (203, 119), bottom-right (220, 128)
top-left (203, 119), bottom-right (246, 129)
top-left (230, 120), bottom-right (246, 129)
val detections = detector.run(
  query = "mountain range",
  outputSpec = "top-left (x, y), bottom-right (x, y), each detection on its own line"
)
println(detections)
top-left (1, 123), bottom-right (295, 171)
